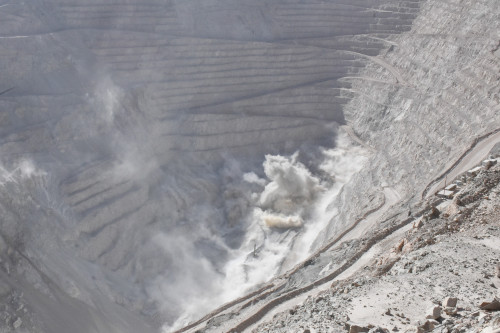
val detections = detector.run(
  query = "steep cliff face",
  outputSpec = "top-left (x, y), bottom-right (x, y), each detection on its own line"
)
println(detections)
top-left (320, 0), bottom-right (500, 245)
top-left (0, 0), bottom-right (498, 332)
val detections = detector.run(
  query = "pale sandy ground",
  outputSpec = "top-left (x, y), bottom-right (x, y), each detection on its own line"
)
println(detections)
top-left (348, 227), bottom-right (500, 331)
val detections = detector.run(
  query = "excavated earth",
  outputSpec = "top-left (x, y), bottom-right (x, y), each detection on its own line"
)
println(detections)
top-left (253, 159), bottom-right (500, 333)
top-left (175, 0), bottom-right (500, 331)
top-left (0, 0), bottom-right (499, 332)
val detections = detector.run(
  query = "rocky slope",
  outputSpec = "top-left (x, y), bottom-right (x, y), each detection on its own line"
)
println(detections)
top-left (173, 0), bottom-right (500, 331)
top-left (254, 156), bottom-right (500, 333)
top-left (0, 0), bottom-right (427, 331)
top-left (0, 0), bottom-right (499, 332)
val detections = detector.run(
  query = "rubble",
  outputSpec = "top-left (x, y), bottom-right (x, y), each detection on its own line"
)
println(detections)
top-left (417, 319), bottom-right (439, 332)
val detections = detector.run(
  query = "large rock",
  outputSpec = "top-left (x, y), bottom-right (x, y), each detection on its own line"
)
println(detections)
top-left (443, 203), bottom-right (460, 217)
top-left (480, 299), bottom-right (500, 311)
top-left (345, 322), bottom-right (370, 333)
top-left (417, 319), bottom-right (439, 332)
top-left (426, 306), bottom-right (442, 320)
top-left (442, 297), bottom-right (458, 308)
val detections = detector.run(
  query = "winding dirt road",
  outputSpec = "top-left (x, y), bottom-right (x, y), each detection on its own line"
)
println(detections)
top-left (178, 128), bottom-right (500, 333)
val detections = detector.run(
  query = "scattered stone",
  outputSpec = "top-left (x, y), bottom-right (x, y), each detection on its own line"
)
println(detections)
top-left (442, 319), bottom-right (454, 326)
top-left (496, 264), bottom-right (500, 278)
top-left (426, 306), bottom-right (442, 319)
top-left (467, 166), bottom-right (483, 178)
top-left (453, 196), bottom-right (463, 206)
top-left (13, 317), bottom-right (22, 329)
top-left (417, 319), bottom-right (439, 332)
top-left (480, 298), bottom-right (500, 311)
top-left (413, 219), bottom-right (424, 229)
top-left (443, 203), bottom-right (460, 217)
top-left (442, 297), bottom-right (458, 308)
top-left (346, 322), bottom-right (370, 333)
top-left (395, 239), bottom-right (406, 253)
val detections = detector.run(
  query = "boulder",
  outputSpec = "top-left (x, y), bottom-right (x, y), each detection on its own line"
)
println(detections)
top-left (496, 263), bottom-right (500, 278)
top-left (417, 319), bottom-right (439, 332)
top-left (444, 203), bottom-right (460, 217)
top-left (442, 297), bottom-right (458, 308)
top-left (480, 298), bottom-right (500, 311)
top-left (467, 166), bottom-right (483, 177)
top-left (429, 206), bottom-right (440, 219)
top-left (350, 325), bottom-right (370, 333)
top-left (482, 159), bottom-right (497, 169)
top-left (345, 322), bottom-right (370, 333)
top-left (426, 306), bottom-right (442, 319)
top-left (437, 190), bottom-right (454, 199)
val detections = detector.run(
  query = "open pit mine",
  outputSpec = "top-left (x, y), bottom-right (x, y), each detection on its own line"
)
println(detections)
top-left (0, 0), bottom-right (499, 332)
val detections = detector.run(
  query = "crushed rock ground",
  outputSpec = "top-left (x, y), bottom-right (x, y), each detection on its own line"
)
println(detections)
top-left (253, 162), bottom-right (500, 333)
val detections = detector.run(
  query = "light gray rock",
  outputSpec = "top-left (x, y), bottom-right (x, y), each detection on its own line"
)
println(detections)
top-left (426, 306), bottom-right (442, 320)
top-left (13, 317), bottom-right (22, 329)
top-left (442, 297), bottom-right (458, 308)
top-left (414, 220), bottom-right (424, 229)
